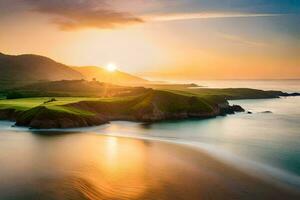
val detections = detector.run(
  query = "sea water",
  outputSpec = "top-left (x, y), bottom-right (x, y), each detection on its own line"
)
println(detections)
top-left (0, 80), bottom-right (299, 197)
top-left (90, 80), bottom-right (300, 188)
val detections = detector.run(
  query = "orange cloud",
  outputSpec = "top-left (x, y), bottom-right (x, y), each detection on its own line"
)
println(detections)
top-left (25, 0), bottom-right (143, 30)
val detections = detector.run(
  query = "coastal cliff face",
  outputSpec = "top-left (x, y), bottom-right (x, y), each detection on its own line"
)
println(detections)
top-left (66, 90), bottom-right (226, 123)
top-left (0, 109), bottom-right (20, 121)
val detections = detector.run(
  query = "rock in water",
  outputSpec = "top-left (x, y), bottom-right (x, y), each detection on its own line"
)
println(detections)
top-left (261, 111), bottom-right (272, 114)
top-left (231, 105), bottom-right (245, 112)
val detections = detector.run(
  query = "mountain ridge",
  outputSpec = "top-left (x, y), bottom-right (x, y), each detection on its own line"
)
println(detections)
top-left (0, 52), bottom-right (149, 88)
top-left (0, 52), bottom-right (84, 81)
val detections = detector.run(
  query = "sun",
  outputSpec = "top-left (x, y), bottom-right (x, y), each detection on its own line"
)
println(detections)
top-left (106, 63), bottom-right (117, 72)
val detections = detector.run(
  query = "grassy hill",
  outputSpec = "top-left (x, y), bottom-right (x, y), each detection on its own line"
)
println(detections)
top-left (0, 97), bottom-right (107, 128)
top-left (0, 53), bottom-right (83, 87)
top-left (160, 88), bottom-right (288, 100)
top-left (0, 89), bottom-right (236, 128)
top-left (73, 66), bottom-right (148, 86)
top-left (66, 90), bottom-right (216, 118)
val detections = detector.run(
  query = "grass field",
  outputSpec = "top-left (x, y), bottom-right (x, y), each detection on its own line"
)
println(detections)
top-left (0, 88), bottom-right (288, 128)
top-left (0, 97), bottom-right (103, 117)
top-left (0, 90), bottom-right (215, 117)
top-left (0, 97), bottom-right (100, 110)
top-left (0, 87), bottom-right (285, 112)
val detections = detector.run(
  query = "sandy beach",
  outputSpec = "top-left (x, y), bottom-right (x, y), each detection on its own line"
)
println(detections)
top-left (0, 131), bottom-right (299, 200)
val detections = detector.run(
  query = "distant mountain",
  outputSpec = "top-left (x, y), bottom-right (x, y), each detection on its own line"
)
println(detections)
top-left (0, 53), bottom-right (84, 81)
top-left (0, 53), bottom-right (149, 89)
top-left (73, 66), bottom-right (148, 86)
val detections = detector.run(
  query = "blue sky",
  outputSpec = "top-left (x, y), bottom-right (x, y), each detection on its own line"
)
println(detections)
top-left (157, 0), bottom-right (300, 13)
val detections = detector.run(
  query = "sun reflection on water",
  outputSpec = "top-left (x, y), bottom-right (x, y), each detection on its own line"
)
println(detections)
top-left (75, 135), bottom-right (149, 199)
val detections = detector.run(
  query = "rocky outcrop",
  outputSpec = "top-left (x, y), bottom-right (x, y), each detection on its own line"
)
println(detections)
top-left (15, 106), bottom-right (108, 129)
top-left (16, 115), bottom-right (107, 129)
top-left (261, 111), bottom-right (272, 114)
top-left (218, 102), bottom-right (245, 115)
top-left (133, 104), bottom-right (220, 122)
top-left (279, 92), bottom-right (300, 97)
top-left (0, 109), bottom-right (20, 121)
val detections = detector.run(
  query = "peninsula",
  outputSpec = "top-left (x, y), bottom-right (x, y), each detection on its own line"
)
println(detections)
top-left (0, 84), bottom-right (298, 129)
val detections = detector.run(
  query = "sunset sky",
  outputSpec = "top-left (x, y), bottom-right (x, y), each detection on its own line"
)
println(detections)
top-left (0, 0), bottom-right (299, 80)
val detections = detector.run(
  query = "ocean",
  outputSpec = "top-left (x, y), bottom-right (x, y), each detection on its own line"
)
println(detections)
top-left (0, 80), bottom-right (299, 199)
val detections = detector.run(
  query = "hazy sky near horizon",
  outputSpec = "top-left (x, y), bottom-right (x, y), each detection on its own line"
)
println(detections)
top-left (0, 0), bottom-right (299, 80)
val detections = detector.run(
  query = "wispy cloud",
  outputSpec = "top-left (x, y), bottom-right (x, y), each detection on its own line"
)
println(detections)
top-left (218, 33), bottom-right (268, 47)
top-left (144, 12), bottom-right (281, 22)
top-left (24, 0), bottom-right (143, 31)
top-left (11, 1), bottom-right (284, 31)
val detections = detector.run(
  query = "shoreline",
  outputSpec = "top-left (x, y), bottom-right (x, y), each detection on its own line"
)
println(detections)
top-left (0, 102), bottom-right (244, 129)
top-left (0, 88), bottom-right (298, 129)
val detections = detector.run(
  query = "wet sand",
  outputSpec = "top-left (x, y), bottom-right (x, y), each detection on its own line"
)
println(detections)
top-left (0, 132), bottom-right (299, 200)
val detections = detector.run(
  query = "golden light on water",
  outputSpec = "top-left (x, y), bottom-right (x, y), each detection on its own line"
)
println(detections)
top-left (91, 135), bottom-right (148, 199)
top-left (104, 137), bottom-right (118, 166)
top-left (1, 131), bottom-right (290, 199)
